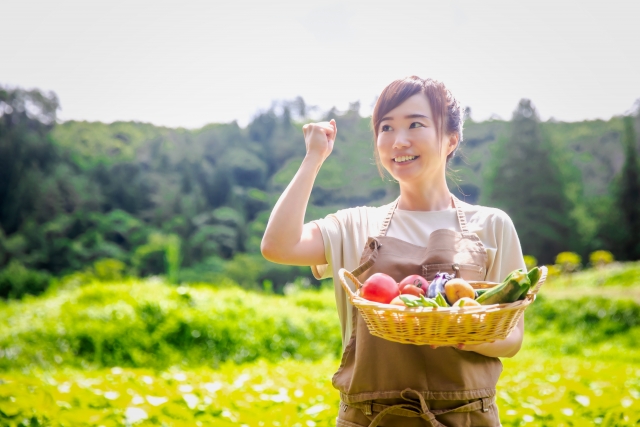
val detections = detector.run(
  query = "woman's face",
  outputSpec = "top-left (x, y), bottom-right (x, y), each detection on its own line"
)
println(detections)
top-left (376, 93), bottom-right (456, 185)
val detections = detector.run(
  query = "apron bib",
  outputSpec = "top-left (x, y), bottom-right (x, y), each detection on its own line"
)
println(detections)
top-left (335, 197), bottom-right (502, 427)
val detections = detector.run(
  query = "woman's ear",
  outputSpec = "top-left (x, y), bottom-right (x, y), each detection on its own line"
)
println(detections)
top-left (446, 133), bottom-right (459, 157)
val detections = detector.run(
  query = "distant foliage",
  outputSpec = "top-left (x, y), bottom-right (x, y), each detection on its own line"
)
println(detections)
top-left (0, 279), bottom-right (341, 370)
top-left (616, 116), bottom-right (640, 260)
top-left (0, 260), bottom-right (50, 299)
top-left (3, 265), bottom-right (640, 371)
top-left (2, 83), bottom-right (640, 297)
top-left (523, 255), bottom-right (538, 270)
top-left (590, 250), bottom-right (614, 268)
top-left (555, 251), bottom-right (582, 273)
top-left (484, 99), bottom-right (577, 263)
top-left (527, 295), bottom-right (640, 344)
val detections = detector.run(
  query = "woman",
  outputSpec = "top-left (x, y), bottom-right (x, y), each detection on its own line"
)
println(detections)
top-left (261, 76), bottom-right (526, 426)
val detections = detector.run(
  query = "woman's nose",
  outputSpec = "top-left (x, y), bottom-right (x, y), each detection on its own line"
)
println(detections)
top-left (392, 132), bottom-right (411, 149)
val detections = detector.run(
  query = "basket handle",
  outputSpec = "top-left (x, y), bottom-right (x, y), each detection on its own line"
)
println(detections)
top-left (338, 268), bottom-right (363, 300)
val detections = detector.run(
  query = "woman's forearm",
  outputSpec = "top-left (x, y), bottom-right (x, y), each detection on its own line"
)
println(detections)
top-left (458, 316), bottom-right (524, 358)
top-left (261, 154), bottom-right (326, 265)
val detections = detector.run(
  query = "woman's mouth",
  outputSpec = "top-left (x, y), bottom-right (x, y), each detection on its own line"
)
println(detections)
top-left (393, 155), bottom-right (418, 163)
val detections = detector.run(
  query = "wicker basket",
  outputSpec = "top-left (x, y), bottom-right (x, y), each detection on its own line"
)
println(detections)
top-left (338, 266), bottom-right (547, 346)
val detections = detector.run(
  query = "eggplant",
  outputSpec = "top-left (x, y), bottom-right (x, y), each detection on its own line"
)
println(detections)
top-left (427, 272), bottom-right (453, 299)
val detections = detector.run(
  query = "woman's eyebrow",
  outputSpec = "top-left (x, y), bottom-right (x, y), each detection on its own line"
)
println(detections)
top-left (380, 114), bottom-right (430, 122)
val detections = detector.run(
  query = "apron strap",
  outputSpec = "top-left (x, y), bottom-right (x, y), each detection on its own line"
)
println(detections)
top-left (350, 238), bottom-right (381, 279)
top-left (349, 198), bottom-right (398, 279)
top-left (451, 195), bottom-right (470, 234)
top-left (378, 198), bottom-right (399, 237)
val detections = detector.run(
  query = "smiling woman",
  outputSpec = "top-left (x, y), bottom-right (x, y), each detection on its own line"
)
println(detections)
top-left (261, 76), bottom-right (527, 427)
top-left (372, 77), bottom-right (463, 176)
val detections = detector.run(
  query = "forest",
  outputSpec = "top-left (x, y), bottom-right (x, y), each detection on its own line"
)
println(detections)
top-left (1, 85), bottom-right (639, 298)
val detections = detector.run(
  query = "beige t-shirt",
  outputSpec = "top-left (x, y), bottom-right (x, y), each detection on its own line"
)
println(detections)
top-left (311, 199), bottom-right (527, 348)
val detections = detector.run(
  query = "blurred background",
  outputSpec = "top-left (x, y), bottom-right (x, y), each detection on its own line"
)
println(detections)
top-left (1, 1), bottom-right (640, 426)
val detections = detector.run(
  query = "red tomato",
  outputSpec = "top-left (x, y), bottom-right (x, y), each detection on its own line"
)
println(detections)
top-left (361, 273), bottom-right (399, 304)
top-left (399, 275), bottom-right (428, 291)
top-left (400, 284), bottom-right (425, 297)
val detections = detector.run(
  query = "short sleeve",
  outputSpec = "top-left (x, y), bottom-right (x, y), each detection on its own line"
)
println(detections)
top-left (310, 214), bottom-right (343, 280)
top-left (309, 205), bottom-right (386, 281)
top-left (485, 209), bottom-right (527, 282)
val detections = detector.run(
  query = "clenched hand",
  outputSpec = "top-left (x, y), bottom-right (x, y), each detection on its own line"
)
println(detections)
top-left (302, 119), bottom-right (337, 163)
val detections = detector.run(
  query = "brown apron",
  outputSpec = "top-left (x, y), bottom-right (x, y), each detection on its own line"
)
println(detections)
top-left (335, 196), bottom-right (502, 427)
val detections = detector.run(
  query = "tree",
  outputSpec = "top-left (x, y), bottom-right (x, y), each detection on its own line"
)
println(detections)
top-left (0, 87), bottom-right (60, 234)
top-left (616, 116), bottom-right (640, 260)
top-left (484, 99), bottom-right (576, 264)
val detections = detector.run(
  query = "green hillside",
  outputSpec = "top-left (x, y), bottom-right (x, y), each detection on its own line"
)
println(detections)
top-left (1, 86), bottom-right (639, 297)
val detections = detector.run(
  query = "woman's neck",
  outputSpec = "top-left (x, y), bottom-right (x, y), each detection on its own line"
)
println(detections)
top-left (397, 179), bottom-right (452, 211)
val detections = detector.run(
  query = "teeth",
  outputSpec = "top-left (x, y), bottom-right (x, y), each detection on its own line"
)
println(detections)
top-left (394, 155), bottom-right (417, 163)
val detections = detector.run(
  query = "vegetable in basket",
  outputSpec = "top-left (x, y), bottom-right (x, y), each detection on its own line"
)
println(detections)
top-left (454, 297), bottom-right (480, 307)
top-left (475, 268), bottom-right (532, 305)
top-left (434, 292), bottom-right (449, 307)
top-left (444, 278), bottom-right (475, 304)
top-left (427, 272), bottom-right (452, 299)
top-left (400, 294), bottom-right (439, 308)
top-left (399, 274), bottom-right (428, 297)
top-left (361, 272), bottom-right (399, 304)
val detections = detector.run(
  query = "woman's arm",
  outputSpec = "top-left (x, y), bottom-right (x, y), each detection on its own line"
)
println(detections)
top-left (460, 209), bottom-right (526, 357)
top-left (261, 120), bottom-right (337, 266)
top-left (429, 316), bottom-right (524, 357)
top-left (457, 316), bottom-right (524, 357)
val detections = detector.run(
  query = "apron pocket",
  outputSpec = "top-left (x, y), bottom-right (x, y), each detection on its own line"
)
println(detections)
top-left (423, 263), bottom-right (485, 281)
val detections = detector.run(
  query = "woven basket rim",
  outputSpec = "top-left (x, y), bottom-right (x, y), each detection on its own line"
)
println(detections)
top-left (337, 267), bottom-right (546, 345)
top-left (338, 266), bottom-right (547, 316)
top-left (350, 293), bottom-right (532, 314)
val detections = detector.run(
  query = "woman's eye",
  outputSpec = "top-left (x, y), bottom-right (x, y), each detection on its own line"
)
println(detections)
top-left (410, 122), bottom-right (424, 128)
top-left (381, 124), bottom-right (392, 132)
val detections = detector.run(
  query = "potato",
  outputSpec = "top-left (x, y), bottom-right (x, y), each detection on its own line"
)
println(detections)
top-left (453, 297), bottom-right (481, 307)
top-left (444, 278), bottom-right (475, 304)
top-left (389, 296), bottom-right (406, 306)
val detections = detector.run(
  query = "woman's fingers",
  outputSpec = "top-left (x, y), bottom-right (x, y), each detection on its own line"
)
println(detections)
top-left (328, 119), bottom-right (337, 142)
top-left (302, 120), bottom-right (337, 159)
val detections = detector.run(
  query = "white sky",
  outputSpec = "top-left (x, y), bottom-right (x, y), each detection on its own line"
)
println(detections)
top-left (2, 0), bottom-right (639, 128)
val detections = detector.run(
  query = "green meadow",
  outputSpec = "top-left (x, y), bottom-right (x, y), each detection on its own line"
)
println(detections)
top-left (1, 263), bottom-right (640, 426)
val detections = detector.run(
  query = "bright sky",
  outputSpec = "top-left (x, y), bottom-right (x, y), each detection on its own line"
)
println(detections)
top-left (2, 0), bottom-right (639, 128)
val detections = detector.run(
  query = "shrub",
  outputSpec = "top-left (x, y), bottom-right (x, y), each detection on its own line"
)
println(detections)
top-left (133, 233), bottom-right (182, 282)
top-left (590, 250), bottom-right (615, 268)
top-left (211, 253), bottom-right (317, 293)
top-left (544, 264), bottom-right (562, 280)
top-left (526, 295), bottom-right (640, 343)
top-left (555, 252), bottom-right (582, 273)
top-left (92, 258), bottom-right (127, 281)
top-left (0, 260), bottom-right (51, 299)
top-left (523, 255), bottom-right (538, 270)
top-left (0, 278), bottom-right (341, 371)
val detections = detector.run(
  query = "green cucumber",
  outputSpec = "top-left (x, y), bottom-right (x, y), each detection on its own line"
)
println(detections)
top-left (475, 289), bottom-right (490, 298)
top-left (476, 270), bottom-right (531, 305)
top-left (527, 267), bottom-right (541, 289)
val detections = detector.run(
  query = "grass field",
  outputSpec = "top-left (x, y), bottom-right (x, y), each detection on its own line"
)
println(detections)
top-left (1, 263), bottom-right (639, 426)
top-left (2, 350), bottom-right (639, 426)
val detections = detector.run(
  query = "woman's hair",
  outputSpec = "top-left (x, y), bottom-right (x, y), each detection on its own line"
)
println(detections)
top-left (371, 76), bottom-right (464, 176)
